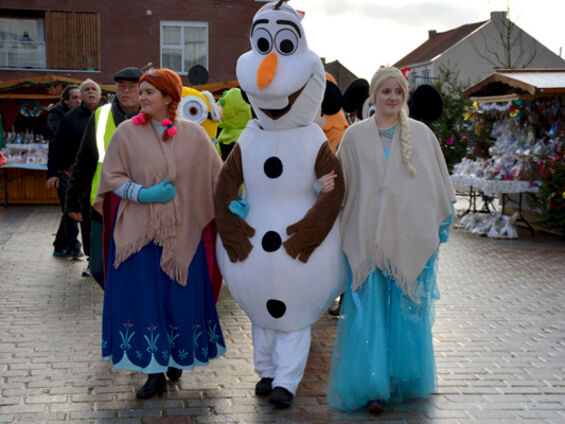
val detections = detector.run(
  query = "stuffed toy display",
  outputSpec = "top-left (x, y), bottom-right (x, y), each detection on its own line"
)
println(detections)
top-left (214, 0), bottom-right (346, 408)
top-left (215, 88), bottom-right (252, 160)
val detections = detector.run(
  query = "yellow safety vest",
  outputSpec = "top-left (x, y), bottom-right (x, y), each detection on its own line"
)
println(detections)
top-left (90, 104), bottom-right (116, 206)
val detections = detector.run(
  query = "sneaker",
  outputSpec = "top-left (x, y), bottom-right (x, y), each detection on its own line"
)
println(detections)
top-left (82, 264), bottom-right (92, 277)
top-left (68, 248), bottom-right (83, 260)
top-left (53, 249), bottom-right (68, 257)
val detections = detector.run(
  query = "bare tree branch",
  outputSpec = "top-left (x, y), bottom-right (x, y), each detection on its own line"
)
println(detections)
top-left (469, 13), bottom-right (540, 69)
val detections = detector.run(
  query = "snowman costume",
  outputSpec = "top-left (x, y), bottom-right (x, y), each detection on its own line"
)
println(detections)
top-left (215, 1), bottom-right (346, 404)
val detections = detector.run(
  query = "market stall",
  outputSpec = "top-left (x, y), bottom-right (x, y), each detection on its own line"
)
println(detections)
top-left (452, 69), bottom-right (565, 237)
top-left (0, 75), bottom-right (115, 206)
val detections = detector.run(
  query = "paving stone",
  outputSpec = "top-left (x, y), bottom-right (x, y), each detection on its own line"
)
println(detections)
top-left (1, 205), bottom-right (565, 423)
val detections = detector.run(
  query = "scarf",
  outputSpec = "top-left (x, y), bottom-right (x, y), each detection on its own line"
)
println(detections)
top-left (337, 117), bottom-right (455, 299)
top-left (95, 118), bottom-right (221, 285)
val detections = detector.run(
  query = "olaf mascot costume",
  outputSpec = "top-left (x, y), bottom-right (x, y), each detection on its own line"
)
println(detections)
top-left (215, 0), bottom-right (346, 408)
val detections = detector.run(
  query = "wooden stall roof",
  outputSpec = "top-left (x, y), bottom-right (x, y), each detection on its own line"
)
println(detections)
top-left (192, 80), bottom-right (239, 98)
top-left (0, 75), bottom-right (116, 99)
top-left (462, 69), bottom-right (565, 100)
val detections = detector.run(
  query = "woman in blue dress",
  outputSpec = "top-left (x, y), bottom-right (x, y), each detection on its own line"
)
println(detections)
top-left (94, 68), bottom-right (225, 399)
top-left (327, 67), bottom-right (455, 413)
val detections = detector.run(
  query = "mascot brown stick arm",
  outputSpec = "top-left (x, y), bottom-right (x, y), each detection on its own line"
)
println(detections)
top-left (283, 141), bottom-right (345, 263)
top-left (214, 144), bottom-right (255, 262)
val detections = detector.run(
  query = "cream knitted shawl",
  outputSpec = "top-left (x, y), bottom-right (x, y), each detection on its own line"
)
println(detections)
top-left (337, 117), bottom-right (455, 298)
top-left (95, 118), bottom-right (221, 286)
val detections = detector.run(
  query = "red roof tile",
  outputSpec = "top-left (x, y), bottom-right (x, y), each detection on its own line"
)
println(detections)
top-left (394, 21), bottom-right (487, 68)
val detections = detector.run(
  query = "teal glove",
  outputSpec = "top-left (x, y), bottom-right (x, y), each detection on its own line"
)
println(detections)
top-left (138, 179), bottom-right (176, 203)
top-left (229, 200), bottom-right (249, 218)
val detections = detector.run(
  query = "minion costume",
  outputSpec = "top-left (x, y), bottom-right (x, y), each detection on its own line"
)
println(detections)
top-left (214, 0), bottom-right (346, 408)
top-left (177, 87), bottom-right (221, 142)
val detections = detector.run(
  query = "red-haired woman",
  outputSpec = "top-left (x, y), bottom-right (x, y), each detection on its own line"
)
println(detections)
top-left (94, 68), bottom-right (225, 399)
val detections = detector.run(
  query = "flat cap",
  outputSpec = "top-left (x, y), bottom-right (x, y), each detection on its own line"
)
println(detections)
top-left (113, 67), bottom-right (143, 82)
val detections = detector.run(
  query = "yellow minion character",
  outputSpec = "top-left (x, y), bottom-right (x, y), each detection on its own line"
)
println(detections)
top-left (177, 87), bottom-right (222, 141)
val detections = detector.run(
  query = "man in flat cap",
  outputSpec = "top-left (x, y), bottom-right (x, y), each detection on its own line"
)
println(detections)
top-left (65, 67), bottom-right (143, 288)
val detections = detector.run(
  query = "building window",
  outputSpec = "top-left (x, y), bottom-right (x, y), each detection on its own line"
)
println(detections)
top-left (0, 17), bottom-right (46, 68)
top-left (0, 12), bottom-right (99, 71)
top-left (422, 69), bottom-right (430, 84)
top-left (161, 21), bottom-right (208, 75)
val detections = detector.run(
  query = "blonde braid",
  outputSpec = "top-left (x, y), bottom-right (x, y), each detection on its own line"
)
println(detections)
top-left (399, 108), bottom-right (416, 177)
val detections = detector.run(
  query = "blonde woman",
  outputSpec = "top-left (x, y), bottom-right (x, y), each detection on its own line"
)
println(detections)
top-left (327, 67), bottom-right (455, 412)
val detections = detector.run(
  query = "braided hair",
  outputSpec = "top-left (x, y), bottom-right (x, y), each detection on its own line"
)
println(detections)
top-left (138, 68), bottom-right (182, 141)
top-left (369, 67), bottom-right (416, 177)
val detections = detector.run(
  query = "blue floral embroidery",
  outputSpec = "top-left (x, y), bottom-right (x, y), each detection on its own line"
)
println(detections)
top-left (144, 325), bottom-right (160, 354)
top-left (119, 321), bottom-right (135, 351)
top-left (168, 324), bottom-right (180, 347)
top-left (207, 320), bottom-right (220, 344)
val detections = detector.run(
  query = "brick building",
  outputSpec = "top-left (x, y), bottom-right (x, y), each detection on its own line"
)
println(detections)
top-left (0, 0), bottom-right (268, 85)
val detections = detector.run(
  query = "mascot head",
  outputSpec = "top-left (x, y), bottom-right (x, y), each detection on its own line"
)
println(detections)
top-left (236, 0), bottom-right (325, 130)
top-left (177, 87), bottom-right (222, 140)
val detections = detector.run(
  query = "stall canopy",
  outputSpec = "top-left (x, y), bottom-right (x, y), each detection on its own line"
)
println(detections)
top-left (0, 75), bottom-right (116, 99)
top-left (462, 69), bottom-right (565, 102)
top-left (0, 75), bottom-right (116, 134)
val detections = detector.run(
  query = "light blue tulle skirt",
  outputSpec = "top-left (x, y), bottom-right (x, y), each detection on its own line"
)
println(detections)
top-left (327, 214), bottom-right (452, 411)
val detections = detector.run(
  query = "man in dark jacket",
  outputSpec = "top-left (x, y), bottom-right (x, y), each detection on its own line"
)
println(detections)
top-left (47, 79), bottom-right (104, 260)
top-left (47, 85), bottom-right (81, 136)
top-left (65, 67), bottom-right (142, 287)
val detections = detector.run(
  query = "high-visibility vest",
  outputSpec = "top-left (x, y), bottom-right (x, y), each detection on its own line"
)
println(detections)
top-left (90, 103), bottom-right (116, 206)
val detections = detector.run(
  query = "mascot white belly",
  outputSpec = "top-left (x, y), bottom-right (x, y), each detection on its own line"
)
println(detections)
top-left (216, 122), bottom-right (346, 332)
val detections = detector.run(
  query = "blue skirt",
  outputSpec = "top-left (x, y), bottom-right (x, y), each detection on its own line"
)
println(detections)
top-left (327, 214), bottom-right (452, 411)
top-left (102, 236), bottom-right (226, 373)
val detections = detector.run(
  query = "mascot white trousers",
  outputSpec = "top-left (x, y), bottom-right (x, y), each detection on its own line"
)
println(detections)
top-left (252, 324), bottom-right (311, 395)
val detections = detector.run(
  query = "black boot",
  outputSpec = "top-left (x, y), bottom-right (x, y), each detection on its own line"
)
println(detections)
top-left (255, 377), bottom-right (274, 396)
top-left (136, 373), bottom-right (166, 399)
top-left (166, 367), bottom-right (182, 381)
top-left (268, 386), bottom-right (293, 408)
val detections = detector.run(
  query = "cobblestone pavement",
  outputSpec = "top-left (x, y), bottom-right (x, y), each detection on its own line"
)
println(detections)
top-left (1, 205), bottom-right (564, 424)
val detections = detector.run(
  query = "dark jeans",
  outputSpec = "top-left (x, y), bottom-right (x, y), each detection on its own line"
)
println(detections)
top-left (53, 174), bottom-right (80, 253)
top-left (90, 217), bottom-right (104, 289)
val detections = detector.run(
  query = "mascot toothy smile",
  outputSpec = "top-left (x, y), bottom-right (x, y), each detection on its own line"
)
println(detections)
top-left (215, 0), bottom-right (346, 409)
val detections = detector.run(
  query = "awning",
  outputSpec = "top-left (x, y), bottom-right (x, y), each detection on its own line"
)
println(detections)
top-left (0, 75), bottom-right (116, 99)
top-left (462, 69), bottom-right (565, 100)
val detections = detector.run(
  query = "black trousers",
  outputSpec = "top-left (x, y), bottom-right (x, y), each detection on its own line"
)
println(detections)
top-left (53, 174), bottom-right (80, 253)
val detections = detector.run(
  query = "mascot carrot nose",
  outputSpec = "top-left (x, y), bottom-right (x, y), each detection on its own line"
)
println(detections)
top-left (257, 52), bottom-right (277, 90)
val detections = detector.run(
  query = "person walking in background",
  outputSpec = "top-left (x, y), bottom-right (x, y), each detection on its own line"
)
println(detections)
top-left (94, 68), bottom-right (225, 399)
top-left (47, 79), bottom-right (104, 259)
top-left (65, 67), bottom-right (142, 287)
top-left (327, 67), bottom-right (456, 413)
top-left (47, 85), bottom-right (81, 136)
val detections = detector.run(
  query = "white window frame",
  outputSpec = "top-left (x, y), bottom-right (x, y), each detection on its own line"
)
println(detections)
top-left (160, 20), bottom-right (208, 75)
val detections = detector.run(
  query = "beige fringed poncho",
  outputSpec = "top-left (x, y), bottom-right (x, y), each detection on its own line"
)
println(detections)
top-left (95, 118), bottom-right (222, 286)
top-left (337, 117), bottom-right (455, 299)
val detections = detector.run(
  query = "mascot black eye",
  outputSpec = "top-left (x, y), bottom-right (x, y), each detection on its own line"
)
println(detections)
top-left (368, 104), bottom-right (376, 117)
top-left (275, 29), bottom-right (298, 55)
top-left (252, 27), bottom-right (272, 54)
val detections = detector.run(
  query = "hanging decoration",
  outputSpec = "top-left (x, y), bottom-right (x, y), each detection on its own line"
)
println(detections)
top-left (19, 100), bottom-right (42, 118)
